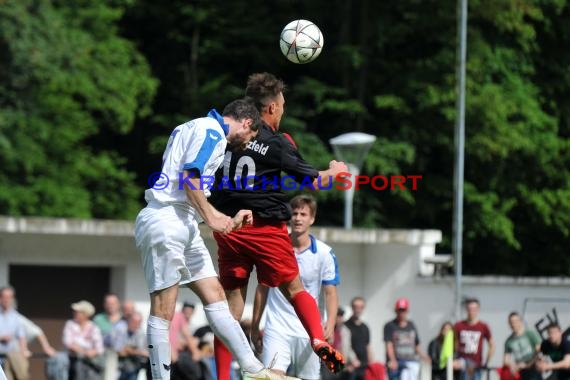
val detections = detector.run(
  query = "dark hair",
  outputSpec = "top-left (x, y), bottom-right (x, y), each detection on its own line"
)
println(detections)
top-left (508, 311), bottom-right (520, 320)
top-left (547, 322), bottom-right (561, 330)
top-left (222, 98), bottom-right (261, 132)
top-left (182, 302), bottom-right (195, 310)
top-left (245, 72), bottom-right (286, 112)
top-left (290, 194), bottom-right (317, 217)
top-left (464, 297), bottom-right (480, 306)
top-left (351, 296), bottom-right (366, 307)
top-left (337, 307), bottom-right (345, 317)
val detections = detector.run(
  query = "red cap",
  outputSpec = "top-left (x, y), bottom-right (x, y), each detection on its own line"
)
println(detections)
top-left (395, 298), bottom-right (409, 311)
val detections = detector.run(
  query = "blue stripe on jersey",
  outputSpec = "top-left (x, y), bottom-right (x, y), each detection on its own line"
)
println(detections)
top-left (322, 250), bottom-right (341, 286)
top-left (183, 128), bottom-right (223, 175)
top-left (207, 109), bottom-right (230, 136)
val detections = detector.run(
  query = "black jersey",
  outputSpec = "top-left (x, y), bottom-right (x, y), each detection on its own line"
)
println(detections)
top-left (210, 123), bottom-right (319, 221)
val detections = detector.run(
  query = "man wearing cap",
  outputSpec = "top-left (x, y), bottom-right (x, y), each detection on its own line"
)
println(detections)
top-left (63, 300), bottom-right (104, 380)
top-left (383, 298), bottom-right (430, 380)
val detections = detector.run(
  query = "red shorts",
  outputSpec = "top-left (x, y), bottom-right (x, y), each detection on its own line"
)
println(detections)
top-left (213, 219), bottom-right (299, 289)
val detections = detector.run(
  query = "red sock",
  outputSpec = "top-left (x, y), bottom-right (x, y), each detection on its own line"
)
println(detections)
top-left (290, 290), bottom-right (325, 343)
top-left (214, 335), bottom-right (233, 380)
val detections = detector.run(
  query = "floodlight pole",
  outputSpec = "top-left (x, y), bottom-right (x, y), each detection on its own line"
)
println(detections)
top-left (453, 0), bottom-right (468, 321)
top-left (344, 164), bottom-right (358, 229)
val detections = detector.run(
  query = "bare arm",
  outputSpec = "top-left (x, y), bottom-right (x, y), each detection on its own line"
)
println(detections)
top-left (503, 352), bottom-right (512, 367)
top-left (184, 171), bottom-right (233, 233)
top-left (485, 337), bottom-right (495, 367)
top-left (416, 343), bottom-right (431, 363)
top-left (539, 354), bottom-right (570, 371)
top-left (251, 285), bottom-right (269, 354)
top-left (19, 336), bottom-right (30, 358)
top-left (367, 343), bottom-right (374, 364)
top-left (323, 285), bottom-right (338, 342)
top-left (386, 341), bottom-right (397, 369)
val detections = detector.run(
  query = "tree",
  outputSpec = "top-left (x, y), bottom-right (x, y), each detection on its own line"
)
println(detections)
top-left (0, 0), bottom-right (157, 218)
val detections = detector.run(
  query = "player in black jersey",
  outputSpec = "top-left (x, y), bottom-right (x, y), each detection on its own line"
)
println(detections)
top-left (211, 73), bottom-right (347, 378)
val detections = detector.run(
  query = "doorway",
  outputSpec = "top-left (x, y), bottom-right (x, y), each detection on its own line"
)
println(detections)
top-left (9, 264), bottom-right (111, 380)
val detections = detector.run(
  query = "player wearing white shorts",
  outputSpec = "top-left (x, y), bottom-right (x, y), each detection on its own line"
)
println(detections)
top-left (135, 99), bottom-right (297, 380)
top-left (252, 195), bottom-right (340, 380)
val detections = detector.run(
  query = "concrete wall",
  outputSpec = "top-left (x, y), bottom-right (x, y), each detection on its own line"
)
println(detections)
top-left (1, 216), bottom-right (569, 369)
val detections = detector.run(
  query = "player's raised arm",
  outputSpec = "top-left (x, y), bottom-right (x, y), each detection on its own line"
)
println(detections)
top-left (183, 170), bottom-right (233, 234)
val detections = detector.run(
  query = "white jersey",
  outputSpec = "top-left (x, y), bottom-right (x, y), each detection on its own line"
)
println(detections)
top-left (264, 235), bottom-right (340, 338)
top-left (145, 112), bottom-right (228, 206)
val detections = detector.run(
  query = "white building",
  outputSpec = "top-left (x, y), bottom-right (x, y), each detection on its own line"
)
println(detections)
top-left (1, 216), bottom-right (569, 380)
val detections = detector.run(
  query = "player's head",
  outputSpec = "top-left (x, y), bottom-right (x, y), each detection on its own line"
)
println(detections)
top-left (245, 72), bottom-right (286, 130)
top-left (464, 297), bottom-right (480, 321)
top-left (508, 311), bottom-right (523, 334)
top-left (290, 194), bottom-right (317, 235)
top-left (546, 322), bottom-right (562, 344)
top-left (222, 98), bottom-right (261, 151)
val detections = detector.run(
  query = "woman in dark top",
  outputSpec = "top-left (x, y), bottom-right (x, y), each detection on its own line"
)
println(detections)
top-left (429, 322), bottom-right (454, 380)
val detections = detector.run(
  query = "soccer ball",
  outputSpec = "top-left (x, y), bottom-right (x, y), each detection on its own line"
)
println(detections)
top-left (280, 20), bottom-right (324, 64)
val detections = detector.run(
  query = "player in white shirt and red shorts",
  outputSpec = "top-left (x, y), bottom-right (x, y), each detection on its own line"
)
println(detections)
top-left (251, 194), bottom-right (340, 380)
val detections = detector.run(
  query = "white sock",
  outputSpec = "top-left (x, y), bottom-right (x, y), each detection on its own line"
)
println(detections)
top-left (147, 315), bottom-right (171, 379)
top-left (204, 301), bottom-right (264, 373)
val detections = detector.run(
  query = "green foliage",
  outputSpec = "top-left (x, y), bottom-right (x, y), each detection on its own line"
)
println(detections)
top-left (1, 0), bottom-right (568, 275)
top-left (0, 0), bottom-right (156, 218)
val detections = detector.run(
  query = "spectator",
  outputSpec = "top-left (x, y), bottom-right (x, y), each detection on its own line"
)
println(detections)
top-left (121, 300), bottom-right (136, 322)
top-left (536, 323), bottom-right (570, 380)
top-left (169, 302), bottom-right (200, 363)
top-left (384, 298), bottom-right (430, 380)
top-left (63, 300), bottom-right (104, 380)
top-left (503, 312), bottom-right (541, 380)
top-left (454, 298), bottom-right (495, 380)
top-left (428, 321), bottom-right (453, 380)
top-left (93, 293), bottom-right (122, 345)
top-left (111, 312), bottom-right (148, 380)
top-left (0, 286), bottom-right (30, 380)
top-left (323, 307), bottom-right (359, 380)
top-left (170, 303), bottom-right (202, 380)
top-left (345, 297), bottom-right (373, 380)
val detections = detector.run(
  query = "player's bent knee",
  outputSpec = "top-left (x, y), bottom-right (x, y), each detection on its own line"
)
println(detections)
top-left (278, 276), bottom-right (304, 300)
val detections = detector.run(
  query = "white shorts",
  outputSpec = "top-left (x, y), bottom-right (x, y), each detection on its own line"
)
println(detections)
top-left (261, 331), bottom-right (320, 380)
top-left (134, 201), bottom-right (217, 293)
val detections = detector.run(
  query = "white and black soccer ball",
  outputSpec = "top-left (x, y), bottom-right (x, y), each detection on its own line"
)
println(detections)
top-left (280, 19), bottom-right (324, 64)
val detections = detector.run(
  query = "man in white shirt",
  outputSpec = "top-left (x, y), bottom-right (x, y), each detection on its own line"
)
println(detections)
top-left (136, 99), bottom-right (296, 380)
top-left (252, 194), bottom-right (340, 380)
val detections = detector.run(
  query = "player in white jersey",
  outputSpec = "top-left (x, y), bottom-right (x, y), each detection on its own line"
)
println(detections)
top-left (251, 195), bottom-right (340, 380)
top-left (135, 99), bottom-right (298, 380)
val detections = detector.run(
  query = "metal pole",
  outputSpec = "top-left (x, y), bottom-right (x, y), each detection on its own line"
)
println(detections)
top-left (344, 164), bottom-right (358, 229)
top-left (453, 0), bottom-right (468, 321)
